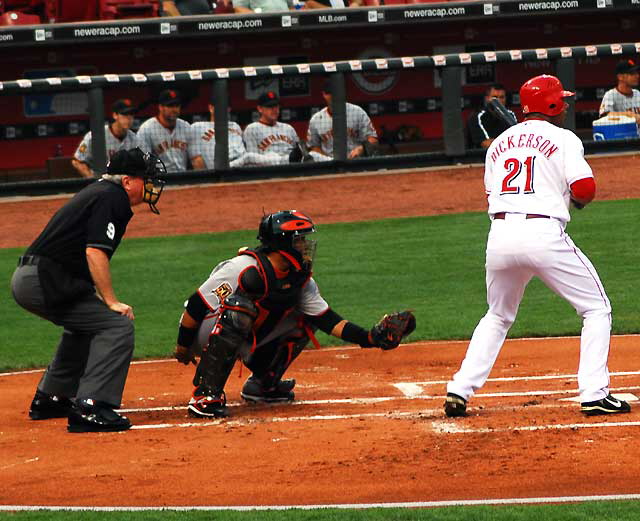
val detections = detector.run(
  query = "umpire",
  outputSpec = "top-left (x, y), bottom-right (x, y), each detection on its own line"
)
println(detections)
top-left (11, 147), bottom-right (165, 433)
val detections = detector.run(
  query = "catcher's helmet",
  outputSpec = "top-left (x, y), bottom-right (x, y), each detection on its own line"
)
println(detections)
top-left (519, 75), bottom-right (574, 117)
top-left (258, 210), bottom-right (316, 271)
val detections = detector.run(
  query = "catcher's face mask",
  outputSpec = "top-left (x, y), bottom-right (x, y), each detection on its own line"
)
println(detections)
top-left (292, 234), bottom-right (317, 272)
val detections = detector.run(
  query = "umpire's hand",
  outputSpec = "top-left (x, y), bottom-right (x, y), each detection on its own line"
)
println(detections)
top-left (110, 301), bottom-right (135, 320)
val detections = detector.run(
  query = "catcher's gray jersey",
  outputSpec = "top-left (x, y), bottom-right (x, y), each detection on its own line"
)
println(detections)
top-left (193, 255), bottom-right (329, 350)
top-left (190, 121), bottom-right (246, 169)
top-left (136, 117), bottom-right (192, 173)
top-left (243, 121), bottom-right (299, 157)
top-left (306, 102), bottom-right (377, 157)
top-left (599, 88), bottom-right (640, 116)
top-left (73, 124), bottom-right (138, 169)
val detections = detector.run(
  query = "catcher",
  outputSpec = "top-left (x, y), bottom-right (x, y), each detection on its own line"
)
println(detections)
top-left (173, 210), bottom-right (415, 418)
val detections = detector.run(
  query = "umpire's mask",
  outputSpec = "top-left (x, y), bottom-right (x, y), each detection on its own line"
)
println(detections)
top-left (141, 153), bottom-right (166, 215)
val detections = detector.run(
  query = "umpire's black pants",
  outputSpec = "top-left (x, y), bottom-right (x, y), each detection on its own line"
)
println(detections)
top-left (11, 264), bottom-right (134, 408)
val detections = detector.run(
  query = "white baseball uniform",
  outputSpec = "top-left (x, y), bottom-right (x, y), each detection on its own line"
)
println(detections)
top-left (306, 102), bottom-right (377, 157)
top-left (447, 118), bottom-right (613, 404)
top-left (191, 255), bottom-right (329, 352)
top-left (242, 120), bottom-right (298, 166)
top-left (73, 124), bottom-right (139, 170)
top-left (136, 117), bottom-right (192, 173)
top-left (190, 121), bottom-right (247, 169)
top-left (599, 88), bottom-right (640, 116)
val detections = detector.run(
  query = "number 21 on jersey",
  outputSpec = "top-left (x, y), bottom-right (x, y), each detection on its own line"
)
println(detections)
top-left (501, 156), bottom-right (536, 194)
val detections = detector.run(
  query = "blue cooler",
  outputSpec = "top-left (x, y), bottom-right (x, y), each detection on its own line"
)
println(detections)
top-left (592, 116), bottom-right (639, 140)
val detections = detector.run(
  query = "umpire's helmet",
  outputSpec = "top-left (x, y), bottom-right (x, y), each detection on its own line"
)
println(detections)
top-left (258, 210), bottom-right (316, 271)
top-left (107, 147), bottom-right (166, 214)
top-left (519, 75), bottom-right (574, 117)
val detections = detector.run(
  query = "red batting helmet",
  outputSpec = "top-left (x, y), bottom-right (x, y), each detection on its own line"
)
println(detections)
top-left (519, 75), bottom-right (574, 117)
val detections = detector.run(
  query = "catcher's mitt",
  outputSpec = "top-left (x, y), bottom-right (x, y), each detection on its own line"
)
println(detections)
top-left (369, 311), bottom-right (416, 350)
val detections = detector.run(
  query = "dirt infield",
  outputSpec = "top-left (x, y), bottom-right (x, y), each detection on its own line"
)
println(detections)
top-left (1, 337), bottom-right (638, 506)
top-left (1, 154), bottom-right (639, 507)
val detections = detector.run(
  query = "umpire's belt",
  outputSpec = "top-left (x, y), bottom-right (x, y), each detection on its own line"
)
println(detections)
top-left (493, 212), bottom-right (550, 220)
top-left (17, 255), bottom-right (41, 267)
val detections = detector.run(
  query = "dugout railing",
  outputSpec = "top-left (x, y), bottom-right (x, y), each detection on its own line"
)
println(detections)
top-left (0, 41), bottom-right (639, 195)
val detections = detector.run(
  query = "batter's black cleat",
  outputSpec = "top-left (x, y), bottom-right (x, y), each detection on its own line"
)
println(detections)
top-left (241, 376), bottom-right (295, 403)
top-left (444, 392), bottom-right (468, 418)
top-left (67, 398), bottom-right (131, 433)
top-left (580, 394), bottom-right (631, 416)
top-left (188, 387), bottom-right (228, 418)
top-left (29, 390), bottom-right (74, 420)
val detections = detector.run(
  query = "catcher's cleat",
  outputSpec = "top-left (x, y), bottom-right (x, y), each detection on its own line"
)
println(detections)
top-left (188, 387), bottom-right (228, 418)
top-left (29, 390), bottom-right (74, 420)
top-left (241, 376), bottom-right (295, 403)
top-left (444, 392), bottom-right (468, 418)
top-left (67, 398), bottom-right (131, 433)
top-left (581, 394), bottom-right (631, 416)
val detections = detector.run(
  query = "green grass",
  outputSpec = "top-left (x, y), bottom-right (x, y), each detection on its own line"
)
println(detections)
top-left (1, 199), bottom-right (638, 371)
top-left (2, 501), bottom-right (640, 520)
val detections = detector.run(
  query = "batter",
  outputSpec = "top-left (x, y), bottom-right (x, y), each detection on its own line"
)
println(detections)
top-left (445, 75), bottom-right (631, 418)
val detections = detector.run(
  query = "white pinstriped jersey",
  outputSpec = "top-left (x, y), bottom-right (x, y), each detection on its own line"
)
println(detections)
top-left (485, 119), bottom-right (592, 223)
top-left (73, 124), bottom-right (138, 169)
top-left (193, 255), bottom-right (329, 350)
top-left (306, 102), bottom-right (377, 156)
top-left (136, 117), bottom-right (192, 173)
top-left (190, 121), bottom-right (246, 169)
top-left (243, 121), bottom-right (298, 156)
top-left (599, 88), bottom-right (640, 116)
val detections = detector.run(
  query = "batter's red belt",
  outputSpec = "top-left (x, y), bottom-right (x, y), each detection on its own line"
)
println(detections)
top-left (493, 212), bottom-right (550, 220)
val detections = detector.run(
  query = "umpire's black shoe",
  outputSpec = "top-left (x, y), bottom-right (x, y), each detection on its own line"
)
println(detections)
top-left (241, 376), bottom-right (295, 403)
top-left (581, 394), bottom-right (631, 416)
top-left (67, 398), bottom-right (131, 433)
top-left (29, 390), bottom-right (74, 420)
top-left (444, 392), bottom-right (468, 418)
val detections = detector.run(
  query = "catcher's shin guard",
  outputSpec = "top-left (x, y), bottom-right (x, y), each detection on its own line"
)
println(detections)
top-left (193, 294), bottom-right (257, 393)
top-left (245, 327), bottom-right (310, 391)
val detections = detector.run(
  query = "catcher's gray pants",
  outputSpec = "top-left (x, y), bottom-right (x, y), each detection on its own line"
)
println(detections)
top-left (11, 264), bottom-right (134, 408)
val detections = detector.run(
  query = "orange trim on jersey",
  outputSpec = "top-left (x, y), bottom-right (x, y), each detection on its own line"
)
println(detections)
top-left (278, 250), bottom-right (302, 271)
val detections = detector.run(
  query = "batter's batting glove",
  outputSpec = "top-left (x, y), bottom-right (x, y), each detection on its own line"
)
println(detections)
top-left (369, 311), bottom-right (416, 350)
top-left (571, 198), bottom-right (585, 210)
top-left (174, 345), bottom-right (197, 365)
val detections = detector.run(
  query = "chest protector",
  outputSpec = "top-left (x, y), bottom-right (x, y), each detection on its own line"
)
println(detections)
top-left (239, 249), bottom-right (311, 343)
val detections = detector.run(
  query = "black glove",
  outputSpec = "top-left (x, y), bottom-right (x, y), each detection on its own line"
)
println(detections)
top-left (369, 311), bottom-right (416, 350)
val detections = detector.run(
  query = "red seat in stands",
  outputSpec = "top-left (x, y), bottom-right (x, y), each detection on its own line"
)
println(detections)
top-left (99, 0), bottom-right (159, 20)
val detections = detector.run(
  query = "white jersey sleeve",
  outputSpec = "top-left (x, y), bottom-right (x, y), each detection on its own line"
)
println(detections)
top-left (346, 104), bottom-right (377, 153)
top-left (74, 131), bottom-right (93, 164)
top-left (197, 256), bottom-right (256, 311)
top-left (298, 277), bottom-right (330, 316)
top-left (307, 108), bottom-right (332, 156)
top-left (485, 119), bottom-right (592, 222)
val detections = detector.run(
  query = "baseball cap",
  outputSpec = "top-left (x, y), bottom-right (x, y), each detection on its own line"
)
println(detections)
top-left (107, 148), bottom-right (150, 177)
top-left (158, 89), bottom-right (182, 106)
top-left (111, 98), bottom-right (137, 115)
top-left (615, 59), bottom-right (640, 74)
top-left (257, 91), bottom-right (279, 107)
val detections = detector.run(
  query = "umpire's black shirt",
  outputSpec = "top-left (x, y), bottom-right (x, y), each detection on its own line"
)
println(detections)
top-left (26, 179), bottom-right (133, 283)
